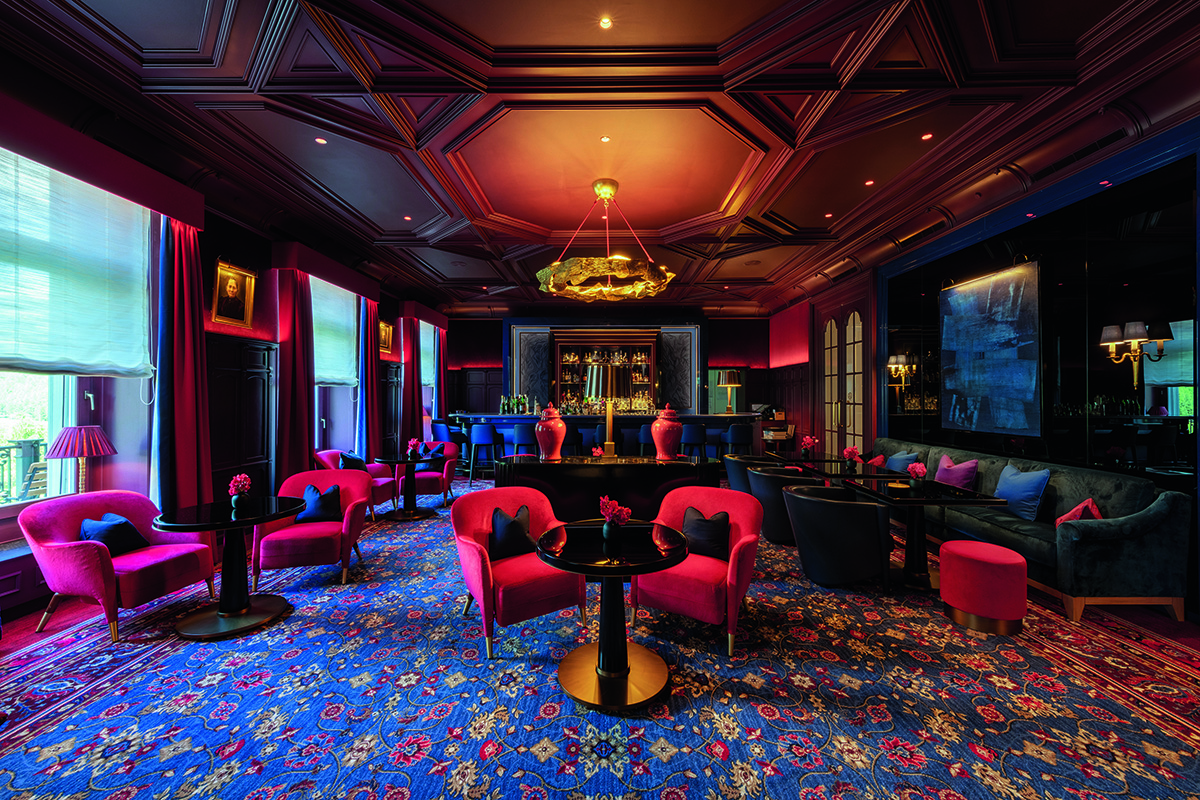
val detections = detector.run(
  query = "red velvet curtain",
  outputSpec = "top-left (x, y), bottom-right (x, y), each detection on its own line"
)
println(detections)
top-left (355, 299), bottom-right (382, 461)
top-left (435, 326), bottom-right (448, 420)
top-left (277, 269), bottom-right (315, 487)
top-left (153, 218), bottom-right (213, 512)
top-left (400, 316), bottom-right (422, 441)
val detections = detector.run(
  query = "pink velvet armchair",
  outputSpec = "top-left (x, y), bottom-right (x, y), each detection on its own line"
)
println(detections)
top-left (630, 486), bottom-right (763, 657)
top-left (451, 486), bottom-right (588, 659)
top-left (252, 469), bottom-right (371, 591)
top-left (17, 490), bottom-right (215, 642)
top-left (400, 440), bottom-right (460, 506)
top-left (314, 450), bottom-right (396, 521)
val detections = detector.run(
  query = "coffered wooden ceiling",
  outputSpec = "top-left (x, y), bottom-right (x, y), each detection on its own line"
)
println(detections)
top-left (2, 0), bottom-right (1199, 317)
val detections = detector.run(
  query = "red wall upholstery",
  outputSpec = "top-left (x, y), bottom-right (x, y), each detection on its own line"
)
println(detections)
top-left (769, 304), bottom-right (811, 368)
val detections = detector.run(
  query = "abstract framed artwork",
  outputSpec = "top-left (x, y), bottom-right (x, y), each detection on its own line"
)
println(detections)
top-left (211, 260), bottom-right (256, 328)
top-left (379, 321), bottom-right (394, 353)
top-left (940, 261), bottom-right (1041, 437)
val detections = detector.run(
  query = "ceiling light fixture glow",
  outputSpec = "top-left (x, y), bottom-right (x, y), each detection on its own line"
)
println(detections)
top-left (600, 135), bottom-right (611, 142)
top-left (824, 213), bottom-right (833, 218)
top-left (921, 133), bottom-right (933, 140)
top-left (314, 137), bottom-right (328, 144)
top-left (536, 178), bottom-right (674, 303)
top-left (599, 17), bottom-right (613, 29)
top-left (864, 180), bottom-right (874, 186)
top-left (403, 216), bottom-right (412, 221)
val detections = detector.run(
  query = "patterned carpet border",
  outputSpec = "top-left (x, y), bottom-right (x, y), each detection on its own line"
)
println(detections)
top-left (0, 479), bottom-right (1197, 800)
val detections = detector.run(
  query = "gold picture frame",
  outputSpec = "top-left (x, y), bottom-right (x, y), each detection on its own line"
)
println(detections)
top-left (211, 260), bottom-right (256, 328)
top-left (379, 321), bottom-right (394, 353)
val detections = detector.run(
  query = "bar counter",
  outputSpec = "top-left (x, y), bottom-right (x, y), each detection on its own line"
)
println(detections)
top-left (449, 412), bottom-right (762, 458)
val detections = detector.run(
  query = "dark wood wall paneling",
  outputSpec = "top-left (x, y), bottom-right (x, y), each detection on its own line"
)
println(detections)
top-left (382, 363), bottom-right (402, 458)
top-left (207, 334), bottom-right (277, 499)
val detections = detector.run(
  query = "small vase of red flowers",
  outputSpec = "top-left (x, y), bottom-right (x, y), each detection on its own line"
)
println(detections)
top-left (229, 473), bottom-right (251, 509)
top-left (599, 495), bottom-right (632, 542)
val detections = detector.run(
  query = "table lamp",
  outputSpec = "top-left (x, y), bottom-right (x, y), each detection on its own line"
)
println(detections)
top-left (46, 425), bottom-right (117, 493)
top-left (717, 370), bottom-right (741, 414)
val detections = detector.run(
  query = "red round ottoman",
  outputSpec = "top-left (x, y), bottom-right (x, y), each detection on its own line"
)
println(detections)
top-left (940, 540), bottom-right (1027, 634)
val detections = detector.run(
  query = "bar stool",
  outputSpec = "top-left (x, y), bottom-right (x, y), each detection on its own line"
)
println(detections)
top-left (594, 423), bottom-right (623, 453)
top-left (638, 424), bottom-right (654, 456)
top-left (468, 424), bottom-right (503, 484)
top-left (720, 423), bottom-right (754, 456)
top-left (512, 423), bottom-right (537, 456)
top-left (562, 424), bottom-right (583, 456)
top-left (681, 424), bottom-right (707, 459)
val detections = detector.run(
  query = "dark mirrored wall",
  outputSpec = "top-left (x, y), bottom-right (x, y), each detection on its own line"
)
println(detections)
top-left (885, 156), bottom-right (1196, 476)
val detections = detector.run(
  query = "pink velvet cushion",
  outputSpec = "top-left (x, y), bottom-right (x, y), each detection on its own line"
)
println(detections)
top-left (490, 553), bottom-right (584, 627)
top-left (866, 455), bottom-right (886, 467)
top-left (935, 454), bottom-right (978, 489)
top-left (258, 521), bottom-right (343, 567)
top-left (111, 543), bottom-right (212, 609)
top-left (637, 556), bottom-right (728, 625)
top-left (1056, 497), bottom-right (1103, 527)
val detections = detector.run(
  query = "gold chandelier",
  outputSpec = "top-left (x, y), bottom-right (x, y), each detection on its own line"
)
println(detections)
top-left (536, 178), bottom-right (675, 302)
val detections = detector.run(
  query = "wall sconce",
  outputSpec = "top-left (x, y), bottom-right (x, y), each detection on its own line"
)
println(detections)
top-left (716, 370), bottom-right (741, 414)
top-left (887, 354), bottom-right (916, 387)
top-left (1099, 321), bottom-right (1172, 390)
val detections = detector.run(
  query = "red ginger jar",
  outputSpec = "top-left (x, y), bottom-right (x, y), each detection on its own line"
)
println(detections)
top-left (651, 404), bottom-right (683, 461)
top-left (535, 403), bottom-right (566, 461)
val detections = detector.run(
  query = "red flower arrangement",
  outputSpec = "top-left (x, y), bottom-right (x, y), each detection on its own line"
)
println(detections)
top-left (599, 496), bottom-right (632, 526)
top-left (228, 473), bottom-right (251, 496)
top-left (843, 446), bottom-right (860, 461)
top-left (591, 446), bottom-right (605, 457)
top-left (907, 462), bottom-right (927, 479)
top-left (800, 435), bottom-right (818, 450)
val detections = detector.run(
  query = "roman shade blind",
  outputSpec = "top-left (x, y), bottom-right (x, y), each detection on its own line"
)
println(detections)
top-left (1143, 320), bottom-right (1193, 385)
top-left (0, 146), bottom-right (151, 377)
top-left (310, 275), bottom-right (358, 387)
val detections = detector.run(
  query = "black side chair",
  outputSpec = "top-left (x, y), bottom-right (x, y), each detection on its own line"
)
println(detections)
top-left (747, 467), bottom-right (822, 545)
top-left (720, 423), bottom-right (754, 456)
top-left (722, 454), bottom-right (780, 493)
top-left (783, 484), bottom-right (893, 590)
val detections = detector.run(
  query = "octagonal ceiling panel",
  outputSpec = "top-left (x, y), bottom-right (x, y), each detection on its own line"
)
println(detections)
top-left (227, 108), bottom-right (442, 231)
top-left (711, 248), bottom-right (790, 280)
top-left (455, 107), bottom-right (760, 233)
top-left (409, 248), bottom-right (499, 280)
top-left (429, 0), bottom-right (795, 48)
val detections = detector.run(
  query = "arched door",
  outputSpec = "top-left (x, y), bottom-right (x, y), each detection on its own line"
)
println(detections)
top-left (816, 281), bottom-right (873, 455)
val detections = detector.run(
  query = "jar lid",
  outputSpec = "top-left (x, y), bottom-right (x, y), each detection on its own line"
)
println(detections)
top-left (541, 404), bottom-right (562, 419)
top-left (657, 403), bottom-right (678, 419)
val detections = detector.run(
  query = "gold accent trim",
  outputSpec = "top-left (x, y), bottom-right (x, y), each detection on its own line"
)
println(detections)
top-left (944, 602), bottom-right (1023, 635)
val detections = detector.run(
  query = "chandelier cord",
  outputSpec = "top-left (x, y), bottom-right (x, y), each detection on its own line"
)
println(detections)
top-left (555, 197), bottom-right (601, 263)
top-left (609, 198), bottom-right (654, 263)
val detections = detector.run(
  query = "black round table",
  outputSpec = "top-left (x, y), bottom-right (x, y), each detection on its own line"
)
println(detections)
top-left (154, 496), bottom-right (305, 639)
top-left (537, 519), bottom-right (687, 712)
top-left (375, 454), bottom-right (446, 521)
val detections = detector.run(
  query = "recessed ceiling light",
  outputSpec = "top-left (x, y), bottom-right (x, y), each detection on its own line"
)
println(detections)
top-left (1026, 213), bottom-right (1036, 218)
top-left (1099, 180), bottom-right (1111, 186)
top-left (600, 136), bottom-right (610, 143)
top-left (824, 213), bottom-right (833, 218)
top-left (314, 137), bottom-right (328, 145)
top-left (403, 216), bottom-right (412, 221)
top-left (864, 180), bottom-right (874, 186)
top-left (600, 17), bottom-right (613, 29)
top-left (921, 133), bottom-right (933, 140)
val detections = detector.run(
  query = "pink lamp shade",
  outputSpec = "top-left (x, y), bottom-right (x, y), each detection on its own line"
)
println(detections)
top-left (46, 425), bottom-right (117, 459)
top-left (46, 425), bottom-right (117, 493)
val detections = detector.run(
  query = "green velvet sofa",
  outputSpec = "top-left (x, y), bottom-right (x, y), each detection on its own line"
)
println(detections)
top-left (871, 437), bottom-right (1193, 621)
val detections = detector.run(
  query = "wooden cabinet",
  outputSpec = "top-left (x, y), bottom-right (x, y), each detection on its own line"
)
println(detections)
top-left (551, 329), bottom-right (657, 412)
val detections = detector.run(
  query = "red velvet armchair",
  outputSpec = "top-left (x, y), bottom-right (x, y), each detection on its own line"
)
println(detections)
top-left (17, 490), bottom-right (215, 642)
top-left (252, 469), bottom-right (371, 591)
top-left (314, 449), bottom-right (396, 521)
top-left (631, 486), bottom-right (763, 657)
top-left (451, 486), bottom-right (588, 659)
top-left (400, 440), bottom-right (460, 506)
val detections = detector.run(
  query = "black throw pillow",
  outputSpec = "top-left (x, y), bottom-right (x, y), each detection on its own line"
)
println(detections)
top-left (419, 442), bottom-right (446, 459)
top-left (338, 452), bottom-right (369, 472)
top-left (80, 513), bottom-right (151, 557)
top-left (682, 506), bottom-right (730, 561)
top-left (488, 505), bottom-right (535, 561)
top-left (295, 484), bottom-right (342, 523)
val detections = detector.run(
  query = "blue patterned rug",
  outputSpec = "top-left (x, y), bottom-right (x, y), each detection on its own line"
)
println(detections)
top-left (1, 479), bottom-right (1198, 799)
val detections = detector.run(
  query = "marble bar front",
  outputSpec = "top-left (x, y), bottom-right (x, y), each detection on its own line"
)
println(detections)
top-left (494, 455), bottom-right (721, 523)
top-left (449, 413), bottom-right (763, 458)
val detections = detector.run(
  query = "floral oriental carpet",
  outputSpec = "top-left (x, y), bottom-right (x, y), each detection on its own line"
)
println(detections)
top-left (0, 481), bottom-right (1198, 800)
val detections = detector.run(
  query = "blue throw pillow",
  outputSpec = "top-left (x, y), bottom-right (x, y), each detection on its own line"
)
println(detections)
top-left (80, 513), bottom-right (150, 557)
top-left (295, 484), bottom-right (342, 523)
top-left (885, 451), bottom-right (919, 472)
top-left (419, 442), bottom-right (445, 459)
top-left (682, 506), bottom-right (730, 561)
top-left (489, 505), bottom-right (534, 561)
top-left (339, 452), bottom-right (368, 472)
top-left (995, 464), bottom-right (1051, 521)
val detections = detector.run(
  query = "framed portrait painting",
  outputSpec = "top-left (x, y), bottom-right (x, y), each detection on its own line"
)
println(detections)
top-left (379, 321), bottom-right (394, 353)
top-left (212, 261), bottom-right (256, 328)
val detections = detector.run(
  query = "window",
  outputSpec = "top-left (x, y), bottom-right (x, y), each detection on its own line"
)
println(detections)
top-left (310, 276), bottom-right (358, 387)
top-left (0, 371), bottom-right (76, 504)
top-left (419, 321), bottom-right (436, 438)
